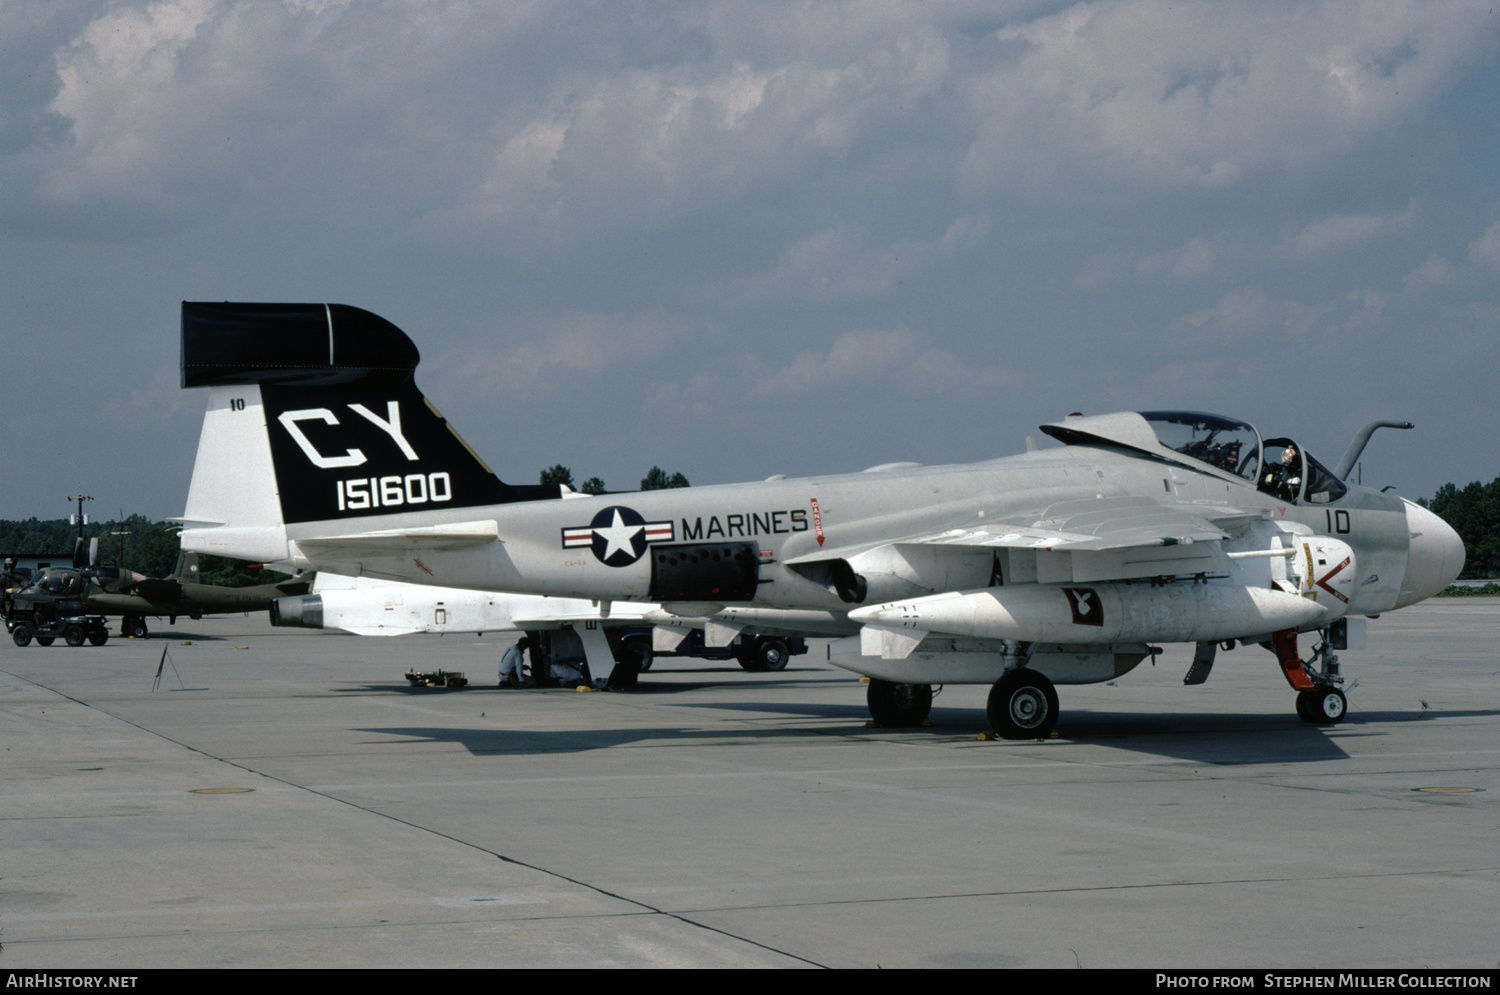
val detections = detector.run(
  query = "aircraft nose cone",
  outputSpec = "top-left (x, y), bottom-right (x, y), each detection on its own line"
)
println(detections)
top-left (1394, 500), bottom-right (1466, 609)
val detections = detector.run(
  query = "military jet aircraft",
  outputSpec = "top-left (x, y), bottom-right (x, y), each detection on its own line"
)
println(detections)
top-left (175, 302), bottom-right (1464, 736)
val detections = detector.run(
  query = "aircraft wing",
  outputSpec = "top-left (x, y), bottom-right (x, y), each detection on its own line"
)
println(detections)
top-left (784, 496), bottom-right (1234, 591)
top-left (122, 578), bottom-right (185, 603)
top-left (784, 497), bottom-right (1227, 563)
top-left (925, 496), bottom-right (1229, 551)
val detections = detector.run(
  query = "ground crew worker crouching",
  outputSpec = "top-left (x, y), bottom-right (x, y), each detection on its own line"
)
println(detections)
top-left (499, 636), bottom-right (531, 687)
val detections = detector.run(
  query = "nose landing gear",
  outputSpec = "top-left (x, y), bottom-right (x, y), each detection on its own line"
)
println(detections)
top-left (1272, 627), bottom-right (1347, 725)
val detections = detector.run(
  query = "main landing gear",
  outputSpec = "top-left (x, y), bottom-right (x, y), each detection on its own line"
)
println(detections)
top-left (866, 679), bottom-right (932, 727)
top-left (987, 669), bottom-right (1059, 740)
top-left (1272, 627), bottom-right (1347, 726)
top-left (864, 670), bottom-right (1061, 739)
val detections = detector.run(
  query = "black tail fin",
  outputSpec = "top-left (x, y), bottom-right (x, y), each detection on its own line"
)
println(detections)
top-left (181, 303), bottom-right (558, 529)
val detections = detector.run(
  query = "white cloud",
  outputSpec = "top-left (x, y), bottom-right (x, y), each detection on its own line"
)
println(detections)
top-left (1168, 287), bottom-right (1286, 343)
top-left (1469, 219), bottom-right (1500, 270)
top-left (436, 311), bottom-right (698, 399)
top-left (715, 214), bottom-right (990, 303)
top-left (959, 1), bottom-right (1496, 193)
top-left (1402, 254), bottom-right (1458, 293)
top-left (1279, 203), bottom-right (1415, 259)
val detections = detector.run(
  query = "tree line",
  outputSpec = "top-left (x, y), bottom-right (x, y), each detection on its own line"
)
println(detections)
top-left (538, 464), bottom-right (690, 492)
top-left (1418, 475), bottom-right (1500, 579)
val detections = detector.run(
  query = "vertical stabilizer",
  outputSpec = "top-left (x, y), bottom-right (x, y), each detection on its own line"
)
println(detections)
top-left (176, 302), bottom-right (560, 564)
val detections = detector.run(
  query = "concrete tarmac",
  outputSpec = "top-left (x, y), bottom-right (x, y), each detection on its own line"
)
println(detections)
top-left (2, 601), bottom-right (1497, 969)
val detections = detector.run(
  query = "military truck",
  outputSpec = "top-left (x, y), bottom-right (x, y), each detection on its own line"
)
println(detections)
top-left (4, 566), bottom-right (111, 646)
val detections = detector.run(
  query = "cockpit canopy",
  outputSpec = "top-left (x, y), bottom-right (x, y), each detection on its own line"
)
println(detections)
top-left (18, 567), bottom-right (85, 596)
top-left (1039, 410), bottom-right (1347, 505)
top-left (1139, 411), bottom-right (1261, 481)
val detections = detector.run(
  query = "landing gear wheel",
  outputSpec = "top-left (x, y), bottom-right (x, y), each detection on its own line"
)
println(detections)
top-left (867, 679), bottom-right (933, 727)
top-left (12, 625), bottom-right (34, 647)
top-left (124, 616), bottom-right (148, 639)
top-left (756, 638), bottom-right (791, 672)
top-left (64, 624), bottom-right (87, 647)
top-left (987, 670), bottom-right (1059, 740)
top-left (36, 636), bottom-right (55, 647)
top-left (1297, 687), bottom-right (1346, 725)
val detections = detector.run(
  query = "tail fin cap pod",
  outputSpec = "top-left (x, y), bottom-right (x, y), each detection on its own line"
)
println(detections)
top-left (179, 302), bottom-right (560, 528)
top-left (181, 302), bottom-right (419, 390)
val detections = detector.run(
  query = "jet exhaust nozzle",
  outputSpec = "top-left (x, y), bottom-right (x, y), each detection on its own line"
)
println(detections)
top-left (271, 594), bottom-right (324, 629)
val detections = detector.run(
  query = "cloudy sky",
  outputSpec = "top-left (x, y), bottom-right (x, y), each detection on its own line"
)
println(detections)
top-left (3, 0), bottom-right (1497, 523)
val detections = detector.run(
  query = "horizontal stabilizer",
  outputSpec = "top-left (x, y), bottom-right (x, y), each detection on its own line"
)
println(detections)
top-left (297, 520), bottom-right (500, 556)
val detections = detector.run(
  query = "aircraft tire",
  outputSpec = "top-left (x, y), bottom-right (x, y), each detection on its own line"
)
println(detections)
top-left (1299, 687), bottom-right (1346, 725)
top-left (11, 625), bottom-right (33, 647)
top-left (64, 624), bottom-right (87, 647)
top-left (124, 616), bottom-right (148, 639)
top-left (987, 670), bottom-right (1059, 740)
top-left (756, 638), bottom-right (791, 672)
top-left (36, 636), bottom-right (55, 647)
top-left (867, 679), bottom-right (932, 727)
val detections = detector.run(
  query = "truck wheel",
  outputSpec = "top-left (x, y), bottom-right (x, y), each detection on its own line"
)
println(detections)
top-left (12, 625), bottom-right (34, 647)
top-left (756, 638), bottom-right (791, 672)
top-left (37, 636), bottom-right (55, 646)
top-left (64, 624), bottom-right (87, 647)
top-left (89, 630), bottom-right (109, 646)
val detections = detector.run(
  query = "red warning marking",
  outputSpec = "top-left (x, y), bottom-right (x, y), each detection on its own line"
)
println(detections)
top-left (1315, 555), bottom-right (1351, 603)
top-left (810, 497), bottom-right (825, 547)
top-left (413, 558), bottom-right (434, 577)
top-left (1272, 628), bottom-right (1315, 690)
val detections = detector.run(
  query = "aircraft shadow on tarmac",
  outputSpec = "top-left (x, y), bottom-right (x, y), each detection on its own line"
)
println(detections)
top-left (346, 705), bottom-right (1496, 763)
top-left (335, 676), bottom-right (854, 696)
top-left (671, 700), bottom-right (1500, 765)
top-left (352, 721), bottom-right (869, 755)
